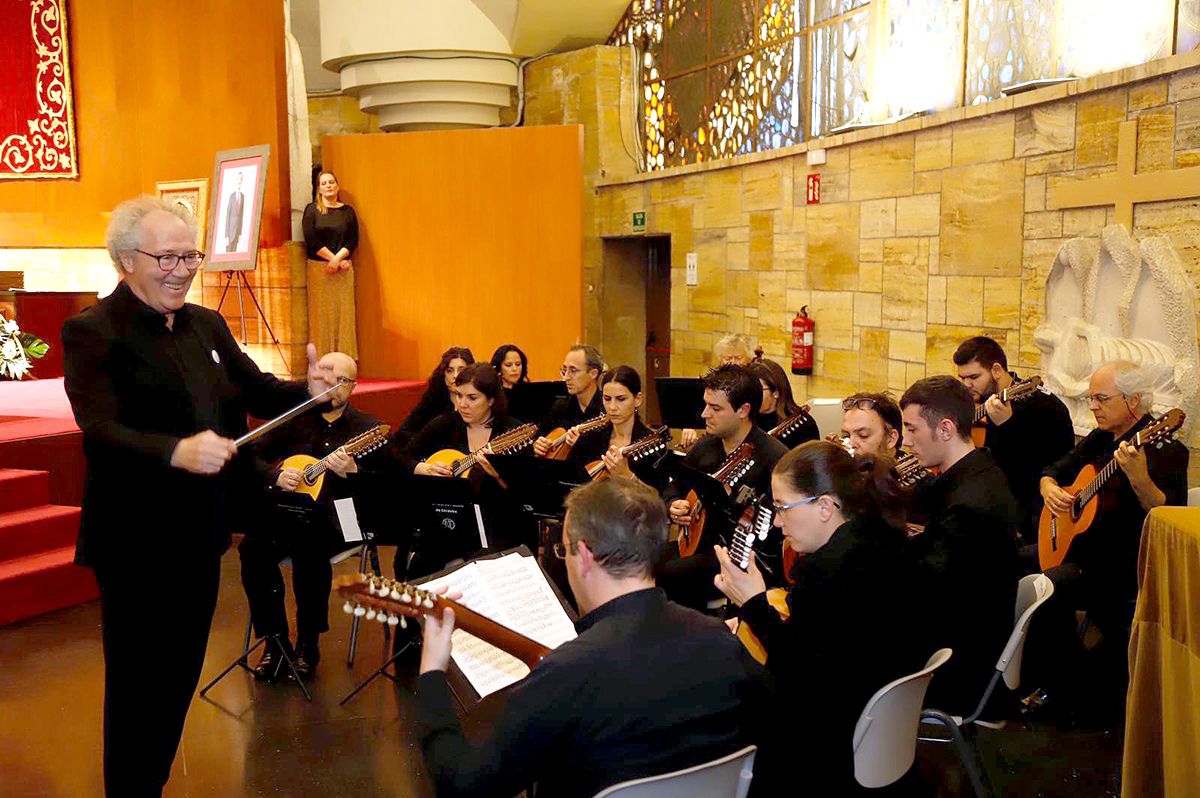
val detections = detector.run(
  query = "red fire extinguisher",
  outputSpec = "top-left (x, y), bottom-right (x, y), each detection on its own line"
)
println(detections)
top-left (792, 306), bottom-right (814, 376)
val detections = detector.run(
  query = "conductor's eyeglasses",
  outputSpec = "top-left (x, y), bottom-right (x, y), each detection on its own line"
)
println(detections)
top-left (136, 249), bottom-right (205, 271)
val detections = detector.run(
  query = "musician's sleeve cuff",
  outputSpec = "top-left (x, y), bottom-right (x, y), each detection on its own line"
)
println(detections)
top-left (416, 671), bottom-right (460, 737)
top-left (162, 436), bottom-right (182, 467)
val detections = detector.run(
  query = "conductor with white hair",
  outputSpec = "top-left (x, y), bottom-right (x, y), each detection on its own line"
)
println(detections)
top-left (1027, 360), bottom-right (1189, 717)
top-left (61, 196), bottom-right (343, 796)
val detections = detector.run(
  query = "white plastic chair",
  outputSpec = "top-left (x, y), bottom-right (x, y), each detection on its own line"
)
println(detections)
top-left (592, 745), bottom-right (757, 798)
top-left (852, 648), bottom-right (953, 789)
top-left (920, 573), bottom-right (1055, 797)
top-left (1188, 486), bottom-right (1200, 507)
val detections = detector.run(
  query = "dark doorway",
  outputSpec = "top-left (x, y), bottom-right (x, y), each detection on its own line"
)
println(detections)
top-left (599, 236), bottom-right (671, 425)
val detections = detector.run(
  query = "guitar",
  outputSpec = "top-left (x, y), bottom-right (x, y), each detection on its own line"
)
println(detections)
top-left (766, 405), bottom-right (812, 442)
top-left (676, 443), bottom-right (755, 557)
top-left (425, 423), bottom-right (538, 478)
top-left (278, 424), bottom-right (391, 501)
top-left (725, 496), bottom-right (791, 665)
top-left (971, 376), bottom-right (1045, 447)
top-left (586, 425), bottom-right (672, 480)
top-left (1038, 409), bottom-right (1185, 571)
top-left (541, 415), bottom-right (611, 460)
top-left (334, 573), bottom-right (550, 668)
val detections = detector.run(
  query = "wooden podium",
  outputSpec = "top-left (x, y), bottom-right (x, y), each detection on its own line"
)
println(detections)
top-left (12, 290), bottom-right (99, 379)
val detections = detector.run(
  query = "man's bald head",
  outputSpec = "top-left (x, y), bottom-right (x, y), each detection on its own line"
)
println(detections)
top-left (319, 352), bottom-right (358, 408)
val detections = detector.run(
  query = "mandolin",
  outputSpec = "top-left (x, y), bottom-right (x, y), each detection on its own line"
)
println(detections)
top-left (335, 573), bottom-right (550, 668)
top-left (971, 376), bottom-right (1045, 447)
top-left (1038, 409), bottom-right (1185, 571)
top-left (725, 496), bottom-right (790, 665)
top-left (676, 443), bottom-right (755, 557)
top-left (541, 415), bottom-right (611, 460)
top-left (586, 425), bottom-right (672, 480)
top-left (425, 423), bottom-right (538, 478)
top-left (279, 424), bottom-right (391, 501)
top-left (766, 405), bottom-right (812, 442)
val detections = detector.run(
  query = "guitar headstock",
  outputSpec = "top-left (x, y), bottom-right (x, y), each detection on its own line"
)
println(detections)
top-left (825, 433), bottom-right (856, 456)
top-left (577, 415), bottom-right (611, 435)
top-left (626, 425), bottom-right (672, 462)
top-left (344, 424), bottom-right (391, 457)
top-left (769, 405), bottom-right (813, 439)
top-left (334, 573), bottom-right (440, 627)
top-left (1003, 376), bottom-right (1044, 403)
top-left (492, 423), bottom-right (538, 454)
top-left (1137, 409), bottom-right (1186, 448)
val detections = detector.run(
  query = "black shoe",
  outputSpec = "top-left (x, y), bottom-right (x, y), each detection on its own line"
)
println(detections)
top-left (294, 638), bottom-right (320, 679)
top-left (253, 637), bottom-right (295, 683)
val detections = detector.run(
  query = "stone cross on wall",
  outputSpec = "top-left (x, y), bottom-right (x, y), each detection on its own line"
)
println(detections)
top-left (1046, 120), bottom-right (1200, 230)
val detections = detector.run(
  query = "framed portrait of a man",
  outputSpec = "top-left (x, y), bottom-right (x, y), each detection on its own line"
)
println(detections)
top-left (205, 144), bottom-right (271, 272)
top-left (155, 178), bottom-right (209, 249)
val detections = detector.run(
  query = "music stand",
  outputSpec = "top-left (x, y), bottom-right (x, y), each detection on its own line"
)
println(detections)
top-left (487, 455), bottom-right (590, 520)
top-left (654, 377), bottom-right (706, 430)
top-left (508, 380), bottom-right (567, 425)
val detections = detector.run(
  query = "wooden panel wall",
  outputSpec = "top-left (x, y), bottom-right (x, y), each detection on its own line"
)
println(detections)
top-left (0, 0), bottom-right (290, 247)
top-left (323, 126), bottom-right (584, 381)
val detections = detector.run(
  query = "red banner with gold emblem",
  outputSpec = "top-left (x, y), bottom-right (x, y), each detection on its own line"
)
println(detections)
top-left (0, 0), bottom-right (77, 179)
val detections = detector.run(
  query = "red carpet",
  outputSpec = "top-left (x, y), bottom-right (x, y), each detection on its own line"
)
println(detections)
top-left (0, 377), bottom-right (423, 625)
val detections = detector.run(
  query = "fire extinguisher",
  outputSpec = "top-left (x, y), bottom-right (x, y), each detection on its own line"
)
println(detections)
top-left (792, 306), bottom-right (814, 376)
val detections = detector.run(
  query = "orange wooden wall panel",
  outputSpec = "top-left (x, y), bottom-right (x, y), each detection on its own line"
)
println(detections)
top-left (0, 0), bottom-right (290, 247)
top-left (322, 126), bottom-right (584, 381)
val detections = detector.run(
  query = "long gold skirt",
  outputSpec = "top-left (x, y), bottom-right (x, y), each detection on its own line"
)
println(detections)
top-left (306, 259), bottom-right (359, 360)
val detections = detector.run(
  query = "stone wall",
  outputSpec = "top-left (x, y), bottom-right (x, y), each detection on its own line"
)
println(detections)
top-left (577, 48), bottom-right (1200, 460)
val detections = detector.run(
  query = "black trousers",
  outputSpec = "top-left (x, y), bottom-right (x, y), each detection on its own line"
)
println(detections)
top-left (95, 552), bottom-right (221, 797)
top-left (238, 530), bottom-right (337, 642)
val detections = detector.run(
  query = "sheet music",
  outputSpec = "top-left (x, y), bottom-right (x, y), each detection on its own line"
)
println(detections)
top-left (417, 553), bottom-right (577, 698)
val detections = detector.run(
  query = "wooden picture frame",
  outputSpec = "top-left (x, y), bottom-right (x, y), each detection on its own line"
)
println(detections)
top-left (155, 178), bottom-right (209, 250)
top-left (205, 144), bottom-right (271, 272)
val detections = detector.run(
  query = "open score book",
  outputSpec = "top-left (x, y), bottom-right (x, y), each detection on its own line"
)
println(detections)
top-left (417, 551), bottom-right (578, 698)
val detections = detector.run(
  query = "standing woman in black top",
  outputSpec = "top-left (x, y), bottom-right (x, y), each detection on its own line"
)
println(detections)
top-left (748, 359), bottom-right (819, 449)
top-left (303, 170), bottom-right (360, 359)
top-left (714, 441), bottom-right (923, 794)
top-left (393, 346), bottom-right (474, 449)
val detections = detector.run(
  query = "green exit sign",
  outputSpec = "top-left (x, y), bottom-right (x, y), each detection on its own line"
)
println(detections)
top-left (632, 211), bottom-right (646, 232)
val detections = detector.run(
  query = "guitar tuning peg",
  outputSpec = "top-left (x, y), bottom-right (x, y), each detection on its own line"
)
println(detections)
top-left (390, 586), bottom-right (402, 600)
top-left (399, 617), bottom-right (408, 629)
top-left (342, 601), bottom-right (354, 614)
top-left (400, 589), bottom-right (413, 604)
top-left (353, 604), bottom-right (366, 617)
top-left (376, 610), bottom-right (388, 624)
top-left (422, 596), bottom-right (435, 609)
top-left (365, 607), bottom-right (376, 620)
top-left (387, 614), bottom-right (399, 626)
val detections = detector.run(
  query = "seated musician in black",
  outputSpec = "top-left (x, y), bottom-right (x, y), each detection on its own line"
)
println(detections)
top-left (532, 344), bottom-right (605, 457)
top-left (954, 336), bottom-right (1074, 543)
top-left (715, 441), bottom-right (924, 794)
top-left (402, 363), bottom-right (530, 567)
top-left (392, 346), bottom-right (474, 450)
top-left (900, 376), bottom-right (1021, 715)
top-left (1028, 361), bottom-right (1188, 716)
top-left (240, 353), bottom-right (386, 679)
top-left (748, 359), bottom-right (819, 449)
top-left (416, 478), bottom-right (768, 798)
top-left (662, 365), bottom-right (789, 609)
top-left (567, 365), bottom-right (665, 490)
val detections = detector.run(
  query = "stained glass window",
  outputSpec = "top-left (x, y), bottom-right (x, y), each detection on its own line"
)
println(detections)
top-left (809, 6), bottom-right (871, 136)
top-left (1180, 0), bottom-right (1200, 53)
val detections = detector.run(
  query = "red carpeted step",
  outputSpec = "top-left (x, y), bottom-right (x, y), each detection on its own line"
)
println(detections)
top-left (0, 505), bottom-right (80, 563)
top-left (0, 546), bottom-right (98, 626)
top-left (0, 469), bottom-right (51, 514)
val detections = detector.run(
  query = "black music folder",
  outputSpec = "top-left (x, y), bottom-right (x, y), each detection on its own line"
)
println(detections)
top-left (508, 380), bottom-right (567, 425)
top-left (487, 454), bottom-right (591, 519)
top-left (654, 377), bottom-right (706, 430)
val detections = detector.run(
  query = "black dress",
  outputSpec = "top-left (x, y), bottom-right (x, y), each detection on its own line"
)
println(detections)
top-left (738, 515), bottom-right (925, 794)
top-left (393, 384), bottom-right (454, 450)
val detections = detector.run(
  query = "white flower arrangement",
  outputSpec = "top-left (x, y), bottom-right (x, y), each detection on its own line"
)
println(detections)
top-left (0, 314), bottom-right (49, 380)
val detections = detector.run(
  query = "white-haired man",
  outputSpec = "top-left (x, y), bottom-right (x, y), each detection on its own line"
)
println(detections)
top-left (62, 196), bottom-right (339, 796)
top-left (1028, 361), bottom-right (1188, 718)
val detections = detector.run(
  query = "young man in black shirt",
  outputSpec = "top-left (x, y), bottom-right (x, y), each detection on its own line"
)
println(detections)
top-left (1028, 361), bottom-right (1188, 715)
top-left (416, 478), bottom-right (767, 798)
top-left (661, 365), bottom-right (789, 608)
top-left (901, 376), bottom-right (1021, 715)
top-left (954, 336), bottom-right (1075, 543)
top-left (533, 344), bottom-right (605, 455)
top-left (239, 352), bottom-right (387, 679)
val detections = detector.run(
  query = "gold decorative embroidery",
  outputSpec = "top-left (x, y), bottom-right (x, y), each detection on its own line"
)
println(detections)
top-left (0, 0), bottom-right (78, 179)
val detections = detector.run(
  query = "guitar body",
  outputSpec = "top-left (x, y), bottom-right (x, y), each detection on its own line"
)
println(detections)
top-left (675, 488), bottom-right (706, 557)
top-left (971, 420), bottom-right (988, 448)
top-left (427, 448), bottom-right (471, 478)
top-left (737, 588), bottom-right (792, 664)
top-left (543, 428), bottom-right (574, 461)
top-left (279, 454), bottom-right (324, 500)
top-left (1037, 463), bottom-right (1099, 571)
top-left (586, 460), bottom-right (607, 480)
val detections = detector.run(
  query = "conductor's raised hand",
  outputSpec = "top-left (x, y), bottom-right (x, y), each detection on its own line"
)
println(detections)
top-left (170, 430), bottom-right (237, 475)
top-left (306, 343), bottom-right (337, 399)
top-left (419, 585), bottom-right (464, 674)
top-left (713, 544), bottom-right (766, 607)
